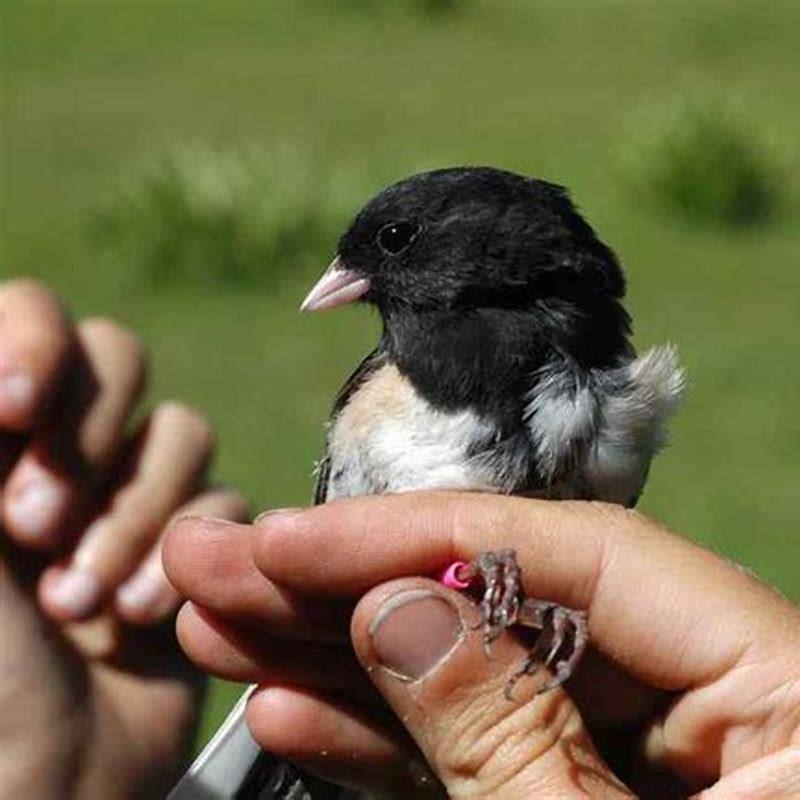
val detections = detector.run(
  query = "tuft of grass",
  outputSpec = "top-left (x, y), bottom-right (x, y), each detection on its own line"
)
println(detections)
top-left (619, 94), bottom-right (791, 229)
top-left (92, 142), bottom-right (384, 287)
top-left (322, 0), bottom-right (463, 17)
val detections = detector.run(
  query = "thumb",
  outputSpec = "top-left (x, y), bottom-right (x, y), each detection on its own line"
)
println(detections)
top-left (351, 578), bottom-right (632, 799)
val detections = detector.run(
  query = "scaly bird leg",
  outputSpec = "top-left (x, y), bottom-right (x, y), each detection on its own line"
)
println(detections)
top-left (513, 598), bottom-right (588, 697)
top-left (458, 549), bottom-right (521, 656)
top-left (454, 551), bottom-right (588, 699)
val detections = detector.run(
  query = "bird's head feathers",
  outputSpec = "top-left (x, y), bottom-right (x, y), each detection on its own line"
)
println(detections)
top-left (302, 167), bottom-right (626, 316)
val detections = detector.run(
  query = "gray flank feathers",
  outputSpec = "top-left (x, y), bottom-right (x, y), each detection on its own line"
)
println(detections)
top-left (525, 345), bottom-right (684, 505)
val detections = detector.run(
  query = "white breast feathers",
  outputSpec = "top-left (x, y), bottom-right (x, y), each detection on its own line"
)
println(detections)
top-left (325, 347), bottom-right (683, 506)
top-left (326, 363), bottom-right (503, 500)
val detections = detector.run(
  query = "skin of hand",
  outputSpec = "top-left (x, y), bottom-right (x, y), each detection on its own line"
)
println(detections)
top-left (165, 492), bottom-right (800, 799)
top-left (0, 278), bottom-right (248, 800)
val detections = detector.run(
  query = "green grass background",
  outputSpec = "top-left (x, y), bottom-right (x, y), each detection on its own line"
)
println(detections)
top-left (4, 0), bottom-right (799, 744)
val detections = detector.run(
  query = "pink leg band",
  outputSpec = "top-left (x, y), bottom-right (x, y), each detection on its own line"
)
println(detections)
top-left (439, 560), bottom-right (472, 590)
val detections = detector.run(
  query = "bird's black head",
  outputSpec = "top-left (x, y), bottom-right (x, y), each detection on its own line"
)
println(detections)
top-left (302, 168), bottom-right (633, 382)
top-left (302, 167), bottom-right (626, 316)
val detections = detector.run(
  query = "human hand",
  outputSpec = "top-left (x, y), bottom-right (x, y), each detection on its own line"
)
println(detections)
top-left (0, 279), bottom-right (248, 799)
top-left (166, 492), bottom-right (800, 798)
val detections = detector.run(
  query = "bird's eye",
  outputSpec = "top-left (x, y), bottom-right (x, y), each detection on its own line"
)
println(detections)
top-left (376, 221), bottom-right (420, 255)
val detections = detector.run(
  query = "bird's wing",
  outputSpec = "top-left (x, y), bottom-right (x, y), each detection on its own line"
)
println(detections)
top-left (524, 345), bottom-right (684, 505)
top-left (313, 347), bottom-right (388, 505)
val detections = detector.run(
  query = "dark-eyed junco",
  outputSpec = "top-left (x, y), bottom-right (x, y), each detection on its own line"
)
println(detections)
top-left (169, 167), bottom-right (683, 800)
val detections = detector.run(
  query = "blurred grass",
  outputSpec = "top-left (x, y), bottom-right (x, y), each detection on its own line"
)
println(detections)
top-left (619, 93), bottom-right (792, 228)
top-left (3, 0), bottom-right (799, 746)
top-left (92, 141), bottom-right (385, 286)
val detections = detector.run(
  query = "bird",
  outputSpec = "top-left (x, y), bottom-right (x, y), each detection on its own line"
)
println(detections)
top-left (168, 166), bottom-right (684, 799)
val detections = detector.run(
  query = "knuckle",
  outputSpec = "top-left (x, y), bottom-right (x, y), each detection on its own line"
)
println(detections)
top-left (109, 487), bottom-right (160, 534)
top-left (586, 499), bottom-right (645, 531)
top-left (434, 691), bottom-right (573, 796)
top-left (450, 493), bottom-right (518, 557)
top-left (72, 320), bottom-right (149, 464)
top-left (78, 317), bottom-right (148, 370)
top-left (1, 282), bottom-right (72, 359)
top-left (115, 482), bottom-right (149, 513)
top-left (2, 277), bottom-right (59, 305)
top-left (154, 401), bottom-right (216, 452)
top-left (3, 279), bottom-right (70, 334)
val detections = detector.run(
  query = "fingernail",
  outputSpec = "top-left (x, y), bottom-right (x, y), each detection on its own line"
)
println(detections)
top-left (117, 565), bottom-right (172, 615)
top-left (254, 507), bottom-right (304, 524)
top-left (370, 589), bottom-right (463, 681)
top-left (48, 567), bottom-right (102, 617)
top-left (0, 370), bottom-right (35, 411)
top-left (5, 479), bottom-right (67, 541)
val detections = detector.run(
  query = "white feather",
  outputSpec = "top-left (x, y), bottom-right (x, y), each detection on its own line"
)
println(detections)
top-left (327, 365), bottom-right (500, 499)
top-left (525, 345), bottom-right (684, 504)
top-left (327, 347), bottom-right (684, 507)
top-left (586, 345), bottom-right (684, 503)
top-left (524, 369), bottom-right (595, 481)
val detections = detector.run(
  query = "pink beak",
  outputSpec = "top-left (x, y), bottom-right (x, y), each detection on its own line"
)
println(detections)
top-left (299, 256), bottom-right (371, 313)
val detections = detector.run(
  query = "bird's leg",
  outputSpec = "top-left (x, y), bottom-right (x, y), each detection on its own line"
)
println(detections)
top-left (457, 549), bottom-right (521, 656)
top-left (454, 551), bottom-right (588, 698)
top-left (510, 599), bottom-right (588, 698)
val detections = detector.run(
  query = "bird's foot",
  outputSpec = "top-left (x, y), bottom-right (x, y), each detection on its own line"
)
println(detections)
top-left (505, 598), bottom-right (588, 700)
top-left (455, 549), bottom-right (521, 655)
top-left (451, 550), bottom-right (588, 699)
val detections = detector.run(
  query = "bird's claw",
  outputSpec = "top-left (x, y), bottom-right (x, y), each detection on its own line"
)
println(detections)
top-left (457, 550), bottom-right (588, 698)
top-left (506, 599), bottom-right (588, 699)
top-left (458, 549), bottom-right (521, 656)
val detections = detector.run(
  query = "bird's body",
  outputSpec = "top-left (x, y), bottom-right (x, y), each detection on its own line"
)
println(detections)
top-left (321, 344), bottom-right (681, 507)
top-left (324, 355), bottom-right (502, 499)
top-left (169, 166), bottom-right (683, 800)
top-left (317, 167), bottom-right (682, 507)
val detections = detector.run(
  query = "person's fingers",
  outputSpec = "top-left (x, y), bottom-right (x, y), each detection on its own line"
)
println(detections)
top-left (60, 318), bottom-right (148, 468)
top-left (250, 493), bottom-right (800, 785)
top-left (164, 511), bottom-right (660, 726)
top-left (163, 517), bottom-right (351, 642)
top-left (253, 493), bottom-right (800, 687)
top-left (693, 747), bottom-right (800, 799)
top-left (175, 603), bottom-right (375, 700)
top-left (3, 318), bottom-right (146, 548)
top-left (113, 487), bottom-right (248, 625)
top-left (245, 687), bottom-right (437, 796)
top-left (0, 278), bottom-right (73, 431)
top-left (39, 402), bottom-right (214, 621)
top-left (351, 577), bottom-right (631, 798)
